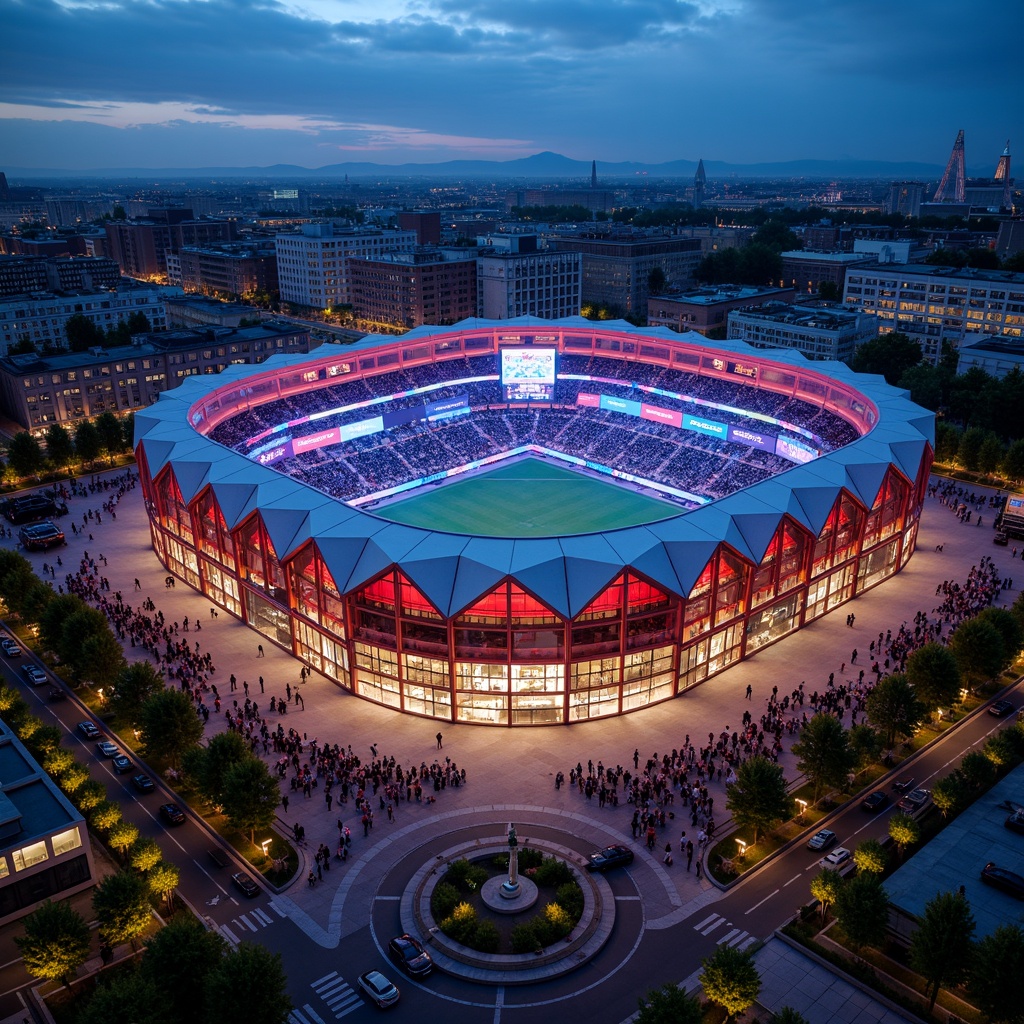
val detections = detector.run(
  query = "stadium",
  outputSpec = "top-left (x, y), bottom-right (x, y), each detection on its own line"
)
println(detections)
top-left (135, 318), bottom-right (933, 726)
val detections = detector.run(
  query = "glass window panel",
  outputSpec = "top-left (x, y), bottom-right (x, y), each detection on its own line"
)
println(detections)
top-left (51, 827), bottom-right (82, 857)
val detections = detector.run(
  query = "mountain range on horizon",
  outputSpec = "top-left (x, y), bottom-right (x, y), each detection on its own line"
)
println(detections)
top-left (4, 150), bottom-right (998, 182)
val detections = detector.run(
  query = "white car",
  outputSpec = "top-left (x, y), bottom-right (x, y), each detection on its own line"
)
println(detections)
top-left (821, 846), bottom-right (852, 870)
top-left (23, 665), bottom-right (47, 686)
top-left (357, 970), bottom-right (400, 1008)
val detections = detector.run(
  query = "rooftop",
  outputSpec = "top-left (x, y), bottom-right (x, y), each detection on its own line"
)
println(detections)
top-left (655, 285), bottom-right (793, 306)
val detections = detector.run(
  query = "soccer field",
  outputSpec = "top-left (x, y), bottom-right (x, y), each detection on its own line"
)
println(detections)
top-left (377, 457), bottom-right (678, 537)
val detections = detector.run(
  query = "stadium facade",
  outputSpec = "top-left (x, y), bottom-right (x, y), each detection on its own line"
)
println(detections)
top-left (135, 318), bottom-right (934, 726)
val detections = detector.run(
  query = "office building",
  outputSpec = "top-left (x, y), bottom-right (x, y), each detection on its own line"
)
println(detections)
top-left (104, 209), bottom-right (238, 279)
top-left (0, 720), bottom-right (96, 927)
top-left (0, 255), bottom-right (121, 298)
top-left (349, 249), bottom-right (477, 329)
top-left (885, 182), bottom-right (926, 219)
top-left (476, 249), bottom-right (582, 319)
top-left (0, 320), bottom-right (316, 430)
top-left (549, 233), bottom-right (702, 316)
top-left (0, 283), bottom-right (169, 354)
top-left (843, 263), bottom-right (1024, 364)
top-left (172, 242), bottom-right (278, 299)
top-left (398, 212), bottom-right (442, 246)
top-left (647, 285), bottom-right (797, 335)
top-left (956, 337), bottom-right (1024, 378)
top-left (275, 224), bottom-right (417, 309)
top-left (780, 251), bottom-right (876, 295)
top-left (727, 302), bottom-right (878, 362)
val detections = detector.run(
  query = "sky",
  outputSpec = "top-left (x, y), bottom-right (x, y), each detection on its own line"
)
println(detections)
top-left (0, 0), bottom-right (1021, 172)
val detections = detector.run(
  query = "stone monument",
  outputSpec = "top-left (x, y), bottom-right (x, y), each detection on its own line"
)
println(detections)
top-left (500, 822), bottom-right (521, 899)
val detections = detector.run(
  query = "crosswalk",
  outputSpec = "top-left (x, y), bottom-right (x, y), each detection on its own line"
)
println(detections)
top-left (692, 912), bottom-right (757, 951)
top-left (217, 899), bottom-right (287, 947)
top-left (287, 971), bottom-right (362, 1023)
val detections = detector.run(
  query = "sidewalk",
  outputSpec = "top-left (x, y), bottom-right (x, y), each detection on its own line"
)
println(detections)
top-left (4, 471), bottom-right (1012, 946)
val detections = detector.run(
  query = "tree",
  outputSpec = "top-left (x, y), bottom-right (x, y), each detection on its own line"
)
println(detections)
top-left (141, 916), bottom-right (225, 1022)
top-left (635, 983), bottom-right (703, 1024)
top-left (92, 870), bottom-right (152, 950)
top-left (865, 674), bottom-right (923, 749)
top-left (108, 819), bottom-right (140, 863)
top-left (969, 924), bottom-right (1024, 1024)
top-left (139, 688), bottom-right (203, 769)
top-left (73, 779), bottom-right (106, 815)
top-left (848, 332), bottom-right (922, 386)
top-left (699, 944), bottom-right (761, 1022)
top-left (835, 873), bottom-right (888, 952)
top-left (147, 860), bottom-right (180, 912)
top-left (979, 432), bottom-right (1005, 476)
top-left (106, 661), bottom-right (164, 729)
top-left (725, 755), bottom-right (794, 842)
top-left (221, 756), bottom-right (280, 844)
top-left (791, 713), bottom-right (856, 804)
top-left (910, 890), bottom-right (976, 1010)
top-left (44, 424), bottom-right (75, 472)
top-left (64, 312), bottom-right (105, 352)
top-left (203, 942), bottom-right (292, 1024)
top-left (853, 839), bottom-right (887, 875)
top-left (948, 617), bottom-right (1005, 688)
top-left (126, 310), bottom-right (151, 335)
top-left (817, 281), bottom-right (841, 302)
top-left (76, 970), bottom-right (174, 1024)
top-left (905, 642), bottom-right (961, 715)
top-left (5, 431), bottom-right (44, 479)
top-left (128, 836), bottom-right (162, 873)
top-left (646, 267), bottom-right (667, 295)
top-left (930, 772), bottom-right (967, 818)
top-left (848, 723), bottom-right (883, 769)
top-left (95, 411), bottom-right (126, 464)
top-left (771, 1011), bottom-right (809, 1024)
top-left (810, 867), bottom-right (843, 923)
top-left (91, 799), bottom-right (123, 832)
top-left (77, 624), bottom-right (127, 688)
top-left (1004, 439), bottom-right (1024, 483)
top-left (189, 729), bottom-right (250, 807)
top-left (975, 607), bottom-right (1024, 668)
top-left (14, 899), bottom-right (90, 988)
top-left (73, 420), bottom-right (102, 465)
top-left (888, 812), bottom-right (920, 861)
top-left (956, 426), bottom-right (987, 470)
top-left (959, 749), bottom-right (995, 790)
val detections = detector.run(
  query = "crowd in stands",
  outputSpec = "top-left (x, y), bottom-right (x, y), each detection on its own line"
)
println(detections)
top-left (207, 352), bottom-right (863, 509)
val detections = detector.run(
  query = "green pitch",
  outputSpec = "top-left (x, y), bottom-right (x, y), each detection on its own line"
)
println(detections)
top-left (377, 457), bottom-right (679, 537)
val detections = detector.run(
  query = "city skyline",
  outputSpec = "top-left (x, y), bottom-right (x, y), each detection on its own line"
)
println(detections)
top-left (0, 0), bottom-right (1020, 172)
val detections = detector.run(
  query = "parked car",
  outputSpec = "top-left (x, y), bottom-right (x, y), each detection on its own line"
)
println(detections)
top-left (807, 829), bottom-right (837, 851)
top-left (76, 721), bottom-right (100, 740)
top-left (897, 788), bottom-right (931, 814)
top-left (892, 776), bottom-right (915, 794)
top-left (23, 665), bottom-right (47, 686)
top-left (231, 872), bottom-right (260, 898)
top-left (1005, 811), bottom-right (1024, 835)
top-left (388, 934), bottom-right (433, 978)
top-left (111, 754), bottom-right (133, 774)
top-left (981, 862), bottom-right (1024, 899)
top-left (989, 699), bottom-right (1016, 718)
top-left (131, 773), bottom-right (155, 794)
top-left (159, 802), bottom-right (186, 825)
top-left (46, 687), bottom-right (66, 702)
top-left (821, 847), bottom-right (852, 870)
top-left (587, 844), bottom-right (635, 871)
top-left (994, 531), bottom-right (1010, 545)
top-left (357, 970), bottom-right (400, 1009)
top-left (862, 791), bottom-right (890, 813)
top-left (1, 639), bottom-right (23, 657)
top-left (96, 740), bottom-right (120, 759)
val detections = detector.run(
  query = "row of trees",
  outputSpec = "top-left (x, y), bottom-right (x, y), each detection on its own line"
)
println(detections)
top-left (62, 311), bottom-right (152, 353)
top-left (4, 412), bottom-right (133, 482)
top-left (17, 908), bottom-right (290, 1024)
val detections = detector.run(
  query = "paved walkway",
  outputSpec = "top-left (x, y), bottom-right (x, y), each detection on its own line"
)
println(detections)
top-left (4, 472), bottom-right (1012, 953)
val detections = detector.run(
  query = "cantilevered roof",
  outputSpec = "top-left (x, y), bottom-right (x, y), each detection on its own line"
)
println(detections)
top-left (137, 319), bottom-right (934, 618)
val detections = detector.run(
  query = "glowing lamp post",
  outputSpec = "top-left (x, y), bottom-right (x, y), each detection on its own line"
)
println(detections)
top-left (735, 838), bottom-right (748, 860)
top-left (796, 798), bottom-right (808, 822)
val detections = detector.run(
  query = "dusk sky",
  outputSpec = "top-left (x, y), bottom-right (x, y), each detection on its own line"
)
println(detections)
top-left (1, 0), bottom-right (1021, 172)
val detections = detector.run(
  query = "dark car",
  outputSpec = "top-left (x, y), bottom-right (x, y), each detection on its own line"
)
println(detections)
top-left (892, 775), bottom-right (915, 794)
top-left (989, 699), bottom-right (1016, 717)
top-left (111, 754), bottom-right (133, 774)
top-left (357, 970), bottom-right (399, 1009)
top-left (46, 687), bottom-right (66, 702)
top-left (807, 828), bottom-right (837, 851)
top-left (159, 802), bottom-right (186, 825)
top-left (1006, 811), bottom-right (1024, 835)
top-left (77, 721), bottom-right (100, 740)
top-left (96, 740), bottom-right (120, 759)
top-left (131, 773), bottom-right (155, 794)
top-left (231, 872), bottom-right (260, 898)
top-left (897, 788), bottom-right (930, 814)
top-left (388, 934), bottom-right (433, 978)
top-left (862, 791), bottom-right (890, 813)
top-left (587, 844), bottom-right (635, 872)
top-left (981, 862), bottom-right (1024, 899)
top-left (994, 531), bottom-right (1010, 546)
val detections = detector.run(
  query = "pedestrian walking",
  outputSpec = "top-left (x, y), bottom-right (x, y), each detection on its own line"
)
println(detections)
top-left (436, 731), bottom-right (443, 749)
top-left (257, 643), bottom-right (264, 657)
top-left (745, 684), bottom-right (752, 700)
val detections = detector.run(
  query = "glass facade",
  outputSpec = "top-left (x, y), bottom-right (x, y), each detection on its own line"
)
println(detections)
top-left (139, 326), bottom-right (932, 726)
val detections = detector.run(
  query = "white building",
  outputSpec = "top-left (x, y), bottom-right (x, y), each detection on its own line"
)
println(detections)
top-left (275, 223), bottom-right (416, 308)
top-left (727, 302), bottom-right (878, 362)
top-left (476, 250), bottom-right (582, 319)
top-left (843, 264), bottom-right (1024, 365)
top-left (0, 284), bottom-right (170, 353)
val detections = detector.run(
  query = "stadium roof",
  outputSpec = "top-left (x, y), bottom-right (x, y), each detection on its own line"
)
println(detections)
top-left (135, 317), bottom-right (934, 619)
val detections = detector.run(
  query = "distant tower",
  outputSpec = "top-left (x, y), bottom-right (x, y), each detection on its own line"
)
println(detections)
top-left (591, 160), bottom-right (597, 189)
top-left (995, 140), bottom-right (1012, 210)
top-left (933, 130), bottom-right (966, 203)
top-left (0, 172), bottom-right (8, 203)
top-left (693, 159), bottom-right (706, 209)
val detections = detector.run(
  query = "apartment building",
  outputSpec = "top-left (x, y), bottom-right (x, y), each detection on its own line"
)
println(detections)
top-left (476, 249), bottom-right (582, 319)
top-left (727, 302), bottom-right (878, 362)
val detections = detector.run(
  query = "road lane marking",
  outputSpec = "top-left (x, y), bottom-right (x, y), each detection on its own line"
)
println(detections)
top-left (783, 874), bottom-right (802, 887)
top-left (694, 913), bottom-right (719, 931)
top-left (745, 889), bottom-right (778, 914)
top-left (700, 916), bottom-right (726, 936)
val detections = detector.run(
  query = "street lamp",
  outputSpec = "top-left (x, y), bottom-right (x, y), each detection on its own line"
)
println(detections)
top-left (735, 838), bottom-right (747, 859)
top-left (796, 798), bottom-right (807, 822)
top-left (261, 838), bottom-right (272, 858)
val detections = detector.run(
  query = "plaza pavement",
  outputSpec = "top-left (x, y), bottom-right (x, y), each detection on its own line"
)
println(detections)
top-left (0, 471), bottom-right (1007, 1020)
